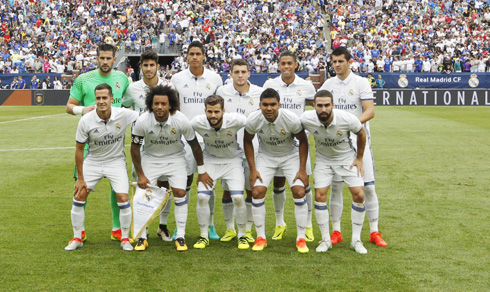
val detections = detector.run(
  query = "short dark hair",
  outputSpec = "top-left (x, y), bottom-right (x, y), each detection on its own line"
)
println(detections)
top-left (140, 50), bottom-right (159, 64)
top-left (204, 94), bottom-right (224, 109)
top-left (279, 50), bottom-right (297, 62)
top-left (187, 40), bottom-right (205, 54)
top-left (260, 88), bottom-right (280, 102)
top-left (97, 43), bottom-right (116, 57)
top-left (314, 90), bottom-right (333, 102)
top-left (146, 85), bottom-right (179, 114)
top-left (230, 59), bottom-right (249, 71)
top-left (331, 47), bottom-right (351, 61)
top-left (94, 83), bottom-right (113, 95)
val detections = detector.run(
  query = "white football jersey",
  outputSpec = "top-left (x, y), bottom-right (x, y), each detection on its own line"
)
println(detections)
top-left (76, 107), bottom-right (139, 163)
top-left (122, 78), bottom-right (169, 113)
top-left (217, 82), bottom-right (263, 117)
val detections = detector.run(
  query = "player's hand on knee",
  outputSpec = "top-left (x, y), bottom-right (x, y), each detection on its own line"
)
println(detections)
top-left (198, 172), bottom-right (213, 190)
top-left (82, 105), bottom-right (96, 115)
top-left (137, 175), bottom-right (150, 189)
top-left (74, 179), bottom-right (88, 200)
top-left (249, 170), bottom-right (262, 188)
top-left (350, 158), bottom-right (364, 178)
top-left (293, 170), bottom-right (308, 186)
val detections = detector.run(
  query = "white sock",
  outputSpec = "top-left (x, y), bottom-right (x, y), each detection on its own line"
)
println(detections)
top-left (117, 201), bottom-right (132, 240)
top-left (351, 202), bottom-right (366, 242)
top-left (272, 187), bottom-right (286, 226)
top-left (330, 181), bottom-right (344, 232)
top-left (365, 184), bottom-right (379, 233)
top-left (294, 197), bottom-right (307, 241)
top-left (71, 200), bottom-right (85, 239)
top-left (305, 186), bottom-right (313, 227)
top-left (196, 191), bottom-right (211, 237)
top-left (222, 197), bottom-right (235, 231)
top-left (252, 198), bottom-right (266, 239)
top-left (245, 197), bottom-right (254, 230)
top-left (209, 190), bottom-right (215, 226)
top-left (231, 193), bottom-right (246, 237)
top-left (174, 196), bottom-right (188, 238)
top-left (314, 201), bottom-right (330, 241)
top-left (160, 196), bottom-right (172, 224)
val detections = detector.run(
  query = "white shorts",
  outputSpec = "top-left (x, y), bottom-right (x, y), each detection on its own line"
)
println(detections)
top-left (198, 160), bottom-right (244, 192)
top-left (253, 152), bottom-right (305, 188)
top-left (314, 162), bottom-right (364, 189)
top-left (333, 132), bottom-right (375, 184)
top-left (83, 159), bottom-right (129, 194)
top-left (276, 150), bottom-right (312, 176)
top-left (141, 157), bottom-right (187, 190)
top-left (184, 141), bottom-right (203, 176)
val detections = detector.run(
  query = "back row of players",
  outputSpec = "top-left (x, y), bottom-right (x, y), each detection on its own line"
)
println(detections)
top-left (64, 42), bottom-right (388, 253)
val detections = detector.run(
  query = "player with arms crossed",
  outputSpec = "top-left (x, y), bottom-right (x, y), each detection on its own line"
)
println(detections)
top-left (301, 90), bottom-right (368, 254)
top-left (244, 88), bottom-right (310, 253)
top-left (122, 50), bottom-right (174, 241)
top-left (215, 59), bottom-right (263, 243)
top-left (171, 41), bottom-right (223, 240)
top-left (65, 43), bottom-right (130, 242)
top-left (262, 51), bottom-right (316, 242)
top-left (318, 47), bottom-right (387, 247)
top-left (131, 85), bottom-right (212, 252)
top-left (191, 95), bottom-right (249, 249)
top-left (65, 83), bottom-right (139, 251)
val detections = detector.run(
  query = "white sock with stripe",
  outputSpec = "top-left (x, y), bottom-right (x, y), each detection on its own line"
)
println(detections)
top-left (364, 184), bottom-right (379, 233)
top-left (245, 197), bottom-right (254, 230)
top-left (272, 187), bottom-right (286, 227)
top-left (196, 191), bottom-right (211, 237)
top-left (174, 196), bottom-right (188, 239)
top-left (351, 202), bottom-right (366, 242)
top-left (117, 201), bottom-right (131, 240)
top-left (252, 198), bottom-right (266, 239)
top-left (314, 201), bottom-right (330, 241)
top-left (222, 197), bottom-right (235, 231)
top-left (305, 186), bottom-right (313, 227)
top-left (294, 197), bottom-right (307, 241)
top-left (71, 200), bottom-right (85, 239)
top-left (330, 181), bottom-right (344, 232)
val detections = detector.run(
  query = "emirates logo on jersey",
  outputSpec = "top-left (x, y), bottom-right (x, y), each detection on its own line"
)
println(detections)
top-left (116, 82), bottom-right (121, 89)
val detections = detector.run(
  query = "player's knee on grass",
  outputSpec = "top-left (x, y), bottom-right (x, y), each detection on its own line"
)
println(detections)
top-left (350, 187), bottom-right (365, 203)
top-left (314, 187), bottom-right (329, 203)
top-left (172, 188), bottom-right (186, 198)
top-left (291, 186), bottom-right (305, 199)
top-left (273, 176), bottom-right (286, 188)
top-left (252, 186), bottom-right (267, 199)
top-left (116, 193), bottom-right (129, 202)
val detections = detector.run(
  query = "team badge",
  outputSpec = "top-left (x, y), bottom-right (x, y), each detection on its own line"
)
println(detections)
top-left (348, 88), bottom-right (354, 95)
top-left (468, 74), bottom-right (479, 88)
top-left (248, 98), bottom-right (254, 106)
top-left (398, 74), bottom-right (409, 88)
top-left (337, 130), bottom-right (343, 136)
top-left (297, 89), bottom-right (302, 96)
top-left (34, 92), bottom-right (44, 105)
top-left (206, 83), bottom-right (211, 90)
top-left (170, 128), bottom-right (176, 134)
top-left (116, 82), bottom-right (121, 89)
top-left (280, 128), bottom-right (286, 135)
top-left (144, 189), bottom-right (153, 202)
top-left (116, 123), bottom-right (121, 130)
top-left (227, 130), bottom-right (233, 137)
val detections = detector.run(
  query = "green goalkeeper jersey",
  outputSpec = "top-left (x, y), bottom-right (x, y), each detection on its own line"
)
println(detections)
top-left (70, 69), bottom-right (129, 107)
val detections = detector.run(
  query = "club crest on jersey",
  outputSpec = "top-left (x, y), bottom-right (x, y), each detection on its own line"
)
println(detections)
top-left (115, 82), bottom-right (121, 89)
top-left (144, 189), bottom-right (153, 202)
top-left (296, 89), bottom-right (302, 96)
top-left (337, 130), bottom-right (343, 136)
top-left (170, 128), bottom-right (176, 134)
top-left (348, 88), bottom-right (354, 96)
top-left (205, 83), bottom-right (211, 90)
top-left (227, 130), bottom-right (233, 137)
top-left (249, 98), bottom-right (254, 106)
top-left (116, 123), bottom-right (121, 130)
top-left (280, 128), bottom-right (286, 135)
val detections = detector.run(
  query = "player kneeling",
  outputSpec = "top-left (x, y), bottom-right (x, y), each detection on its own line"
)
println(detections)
top-left (65, 83), bottom-right (139, 251)
top-left (300, 90), bottom-right (368, 254)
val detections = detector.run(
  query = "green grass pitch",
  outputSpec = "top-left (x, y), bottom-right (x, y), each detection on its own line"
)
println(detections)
top-left (0, 106), bottom-right (489, 291)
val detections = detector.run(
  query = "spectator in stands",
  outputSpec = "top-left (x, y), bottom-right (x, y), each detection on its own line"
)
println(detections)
top-left (42, 77), bottom-right (52, 90)
top-left (0, 77), bottom-right (7, 89)
top-left (376, 75), bottom-right (385, 89)
top-left (366, 73), bottom-right (376, 88)
top-left (10, 77), bottom-right (19, 89)
top-left (30, 76), bottom-right (39, 89)
top-left (18, 76), bottom-right (26, 89)
top-left (53, 77), bottom-right (63, 89)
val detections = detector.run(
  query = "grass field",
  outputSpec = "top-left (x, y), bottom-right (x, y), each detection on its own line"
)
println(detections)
top-left (0, 106), bottom-right (489, 291)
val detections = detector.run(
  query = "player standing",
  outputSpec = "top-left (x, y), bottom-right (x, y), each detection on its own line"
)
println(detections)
top-left (301, 90), bottom-right (368, 254)
top-left (244, 88), bottom-right (310, 253)
top-left (191, 95), bottom-right (249, 249)
top-left (318, 47), bottom-right (388, 247)
top-left (66, 43), bottom-right (130, 242)
top-left (65, 83), bottom-right (138, 251)
top-left (131, 85), bottom-right (211, 252)
top-left (171, 41), bottom-right (223, 240)
top-left (215, 59), bottom-right (263, 243)
top-left (262, 51), bottom-right (316, 242)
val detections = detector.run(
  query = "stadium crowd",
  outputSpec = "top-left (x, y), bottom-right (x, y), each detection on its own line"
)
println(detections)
top-left (0, 0), bottom-right (490, 82)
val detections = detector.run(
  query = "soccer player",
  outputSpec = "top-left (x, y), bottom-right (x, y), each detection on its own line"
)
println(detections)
top-left (318, 47), bottom-right (388, 247)
top-left (191, 95), bottom-right (249, 249)
top-left (244, 88), bottom-right (310, 253)
top-left (64, 83), bottom-right (139, 251)
top-left (215, 59), bottom-right (263, 243)
top-left (301, 90), bottom-right (368, 254)
top-left (262, 51), bottom-right (316, 242)
top-left (66, 43), bottom-right (130, 242)
top-left (122, 50), bottom-right (173, 242)
top-left (131, 85), bottom-right (211, 252)
top-left (171, 41), bottom-right (223, 240)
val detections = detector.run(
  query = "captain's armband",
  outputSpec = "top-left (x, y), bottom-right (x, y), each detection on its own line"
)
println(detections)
top-left (131, 135), bottom-right (144, 145)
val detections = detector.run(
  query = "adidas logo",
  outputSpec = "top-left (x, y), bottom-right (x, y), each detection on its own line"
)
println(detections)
top-left (149, 130), bottom-right (154, 134)
top-left (184, 84), bottom-right (189, 88)
top-left (259, 130), bottom-right (264, 134)
top-left (204, 133), bottom-right (209, 137)
top-left (227, 99), bottom-right (232, 103)
top-left (314, 130), bottom-right (319, 135)
top-left (94, 129), bottom-right (99, 133)
top-left (139, 95), bottom-right (144, 99)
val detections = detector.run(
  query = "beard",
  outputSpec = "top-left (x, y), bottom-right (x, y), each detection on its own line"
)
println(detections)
top-left (207, 116), bottom-right (223, 128)
top-left (317, 111), bottom-right (332, 122)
